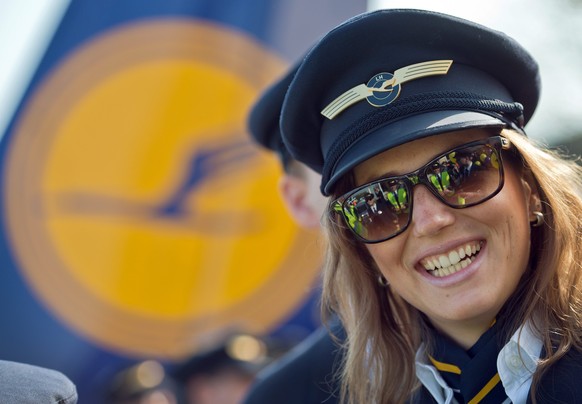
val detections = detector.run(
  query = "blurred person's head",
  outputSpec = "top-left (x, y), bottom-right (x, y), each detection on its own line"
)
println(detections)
top-left (248, 64), bottom-right (327, 230)
top-left (107, 360), bottom-right (177, 404)
top-left (172, 334), bottom-right (289, 404)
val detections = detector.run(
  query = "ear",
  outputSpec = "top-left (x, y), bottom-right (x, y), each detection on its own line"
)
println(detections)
top-left (278, 174), bottom-right (322, 229)
top-left (521, 170), bottom-right (542, 221)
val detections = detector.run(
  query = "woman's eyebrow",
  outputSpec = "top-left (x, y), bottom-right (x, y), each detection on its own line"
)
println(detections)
top-left (359, 169), bottom-right (402, 185)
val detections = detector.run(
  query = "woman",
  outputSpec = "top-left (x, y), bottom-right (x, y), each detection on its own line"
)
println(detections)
top-left (280, 9), bottom-right (582, 404)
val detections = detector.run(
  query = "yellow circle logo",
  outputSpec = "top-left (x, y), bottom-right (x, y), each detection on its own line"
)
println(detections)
top-left (4, 19), bottom-right (321, 358)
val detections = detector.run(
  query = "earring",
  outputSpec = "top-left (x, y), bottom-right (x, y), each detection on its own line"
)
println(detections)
top-left (377, 274), bottom-right (389, 287)
top-left (531, 211), bottom-right (544, 228)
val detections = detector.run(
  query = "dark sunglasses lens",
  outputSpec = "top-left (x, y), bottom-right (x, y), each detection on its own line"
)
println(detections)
top-left (342, 180), bottom-right (411, 242)
top-left (426, 144), bottom-right (502, 207)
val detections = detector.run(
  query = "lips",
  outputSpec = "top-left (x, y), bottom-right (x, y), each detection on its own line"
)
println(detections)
top-left (420, 241), bottom-right (483, 278)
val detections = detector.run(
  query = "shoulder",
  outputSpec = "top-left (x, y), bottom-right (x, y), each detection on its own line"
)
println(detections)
top-left (532, 347), bottom-right (582, 403)
top-left (0, 360), bottom-right (78, 403)
top-left (242, 325), bottom-right (344, 404)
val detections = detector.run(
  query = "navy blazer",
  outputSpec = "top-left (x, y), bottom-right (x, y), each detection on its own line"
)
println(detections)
top-left (243, 320), bottom-right (345, 404)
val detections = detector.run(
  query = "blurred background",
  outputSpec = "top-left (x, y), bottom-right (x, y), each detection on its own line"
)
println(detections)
top-left (0, 1), bottom-right (580, 403)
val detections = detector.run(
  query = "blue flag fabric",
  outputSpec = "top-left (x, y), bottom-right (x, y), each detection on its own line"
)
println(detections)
top-left (0, 0), bottom-right (366, 402)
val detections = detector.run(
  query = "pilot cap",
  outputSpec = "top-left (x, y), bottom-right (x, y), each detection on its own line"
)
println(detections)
top-left (247, 64), bottom-right (299, 171)
top-left (280, 9), bottom-right (540, 195)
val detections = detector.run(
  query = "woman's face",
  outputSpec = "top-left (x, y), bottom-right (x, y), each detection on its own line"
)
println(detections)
top-left (353, 129), bottom-right (536, 342)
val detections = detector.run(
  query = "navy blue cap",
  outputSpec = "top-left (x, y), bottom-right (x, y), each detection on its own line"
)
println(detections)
top-left (280, 9), bottom-right (540, 195)
top-left (247, 64), bottom-right (299, 171)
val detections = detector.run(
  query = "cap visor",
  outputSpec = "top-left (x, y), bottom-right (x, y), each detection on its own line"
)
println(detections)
top-left (325, 110), bottom-right (506, 194)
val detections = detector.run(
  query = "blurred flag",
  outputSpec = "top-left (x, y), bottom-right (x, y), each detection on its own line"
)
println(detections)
top-left (0, 0), bottom-right (365, 401)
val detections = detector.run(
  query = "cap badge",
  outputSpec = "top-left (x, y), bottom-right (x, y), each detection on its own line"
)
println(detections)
top-left (321, 60), bottom-right (453, 119)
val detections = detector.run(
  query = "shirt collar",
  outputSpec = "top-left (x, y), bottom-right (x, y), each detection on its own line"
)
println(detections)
top-left (415, 321), bottom-right (542, 404)
top-left (497, 320), bottom-right (542, 402)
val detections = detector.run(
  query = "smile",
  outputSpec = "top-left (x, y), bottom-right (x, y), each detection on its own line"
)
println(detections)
top-left (420, 241), bottom-right (483, 278)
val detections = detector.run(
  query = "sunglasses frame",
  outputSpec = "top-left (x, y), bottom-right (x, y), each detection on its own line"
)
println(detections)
top-left (332, 135), bottom-right (512, 244)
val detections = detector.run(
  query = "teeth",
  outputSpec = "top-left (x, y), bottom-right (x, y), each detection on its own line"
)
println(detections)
top-left (449, 250), bottom-right (460, 266)
top-left (421, 242), bottom-right (482, 277)
top-left (430, 257), bottom-right (471, 277)
top-left (439, 255), bottom-right (451, 268)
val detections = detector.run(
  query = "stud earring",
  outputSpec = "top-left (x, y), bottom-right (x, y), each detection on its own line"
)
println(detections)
top-left (531, 211), bottom-right (544, 228)
top-left (377, 274), bottom-right (389, 287)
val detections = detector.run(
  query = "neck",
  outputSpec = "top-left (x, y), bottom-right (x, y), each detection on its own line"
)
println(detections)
top-left (430, 315), bottom-right (496, 350)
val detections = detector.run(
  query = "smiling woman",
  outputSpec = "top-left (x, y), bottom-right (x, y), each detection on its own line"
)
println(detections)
top-left (280, 8), bottom-right (582, 404)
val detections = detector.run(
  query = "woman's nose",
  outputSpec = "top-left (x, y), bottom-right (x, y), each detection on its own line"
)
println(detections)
top-left (409, 185), bottom-right (456, 238)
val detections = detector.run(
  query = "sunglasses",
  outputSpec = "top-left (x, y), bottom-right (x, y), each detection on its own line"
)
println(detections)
top-left (332, 135), bottom-right (512, 243)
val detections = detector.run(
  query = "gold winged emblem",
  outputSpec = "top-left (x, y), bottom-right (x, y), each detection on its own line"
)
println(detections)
top-left (321, 60), bottom-right (453, 119)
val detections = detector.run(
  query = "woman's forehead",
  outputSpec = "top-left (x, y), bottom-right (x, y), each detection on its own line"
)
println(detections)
top-left (353, 129), bottom-right (490, 184)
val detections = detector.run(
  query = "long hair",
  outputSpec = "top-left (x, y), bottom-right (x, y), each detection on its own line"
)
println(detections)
top-left (502, 130), bottom-right (582, 397)
top-left (321, 128), bottom-right (582, 404)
